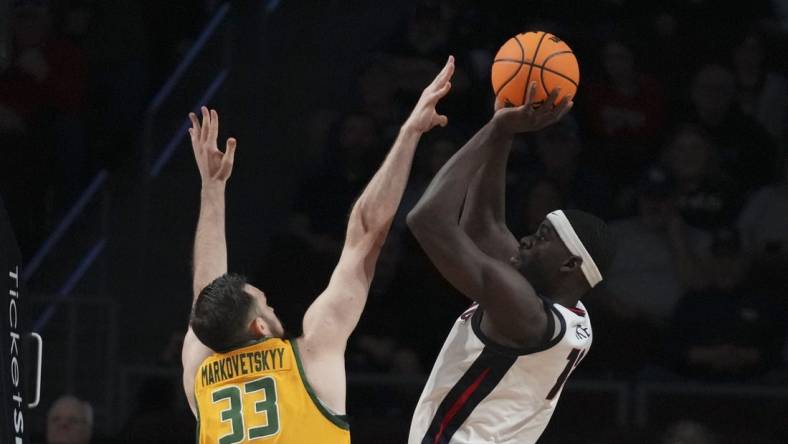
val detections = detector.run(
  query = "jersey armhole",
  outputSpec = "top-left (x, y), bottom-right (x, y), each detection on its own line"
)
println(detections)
top-left (471, 298), bottom-right (566, 356)
top-left (290, 339), bottom-right (351, 430)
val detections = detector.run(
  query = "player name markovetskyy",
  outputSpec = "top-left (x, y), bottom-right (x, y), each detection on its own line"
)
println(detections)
top-left (201, 347), bottom-right (286, 386)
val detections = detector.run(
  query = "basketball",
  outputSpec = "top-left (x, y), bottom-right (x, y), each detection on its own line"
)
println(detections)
top-left (491, 31), bottom-right (579, 108)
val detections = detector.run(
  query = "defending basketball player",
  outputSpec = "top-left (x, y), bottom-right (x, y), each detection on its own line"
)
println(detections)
top-left (180, 57), bottom-right (455, 443)
top-left (406, 82), bottom-right (616, 443)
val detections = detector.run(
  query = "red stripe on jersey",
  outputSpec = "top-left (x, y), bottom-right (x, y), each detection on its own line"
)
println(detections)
top-left (568, 307), bottom-right (586, 316)
top-left (432, 367), bottom-right (491, 444)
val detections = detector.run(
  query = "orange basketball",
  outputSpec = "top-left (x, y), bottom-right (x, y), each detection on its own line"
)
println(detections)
top-left (491, 31), bottom-right (579, 108)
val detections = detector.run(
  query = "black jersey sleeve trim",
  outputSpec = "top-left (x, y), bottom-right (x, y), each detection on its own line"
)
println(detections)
top-left (470, 296), bottom-right (566, 356)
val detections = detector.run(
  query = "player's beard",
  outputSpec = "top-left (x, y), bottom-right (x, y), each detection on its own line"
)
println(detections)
top-left (514, 250), bottom-right (549, 295)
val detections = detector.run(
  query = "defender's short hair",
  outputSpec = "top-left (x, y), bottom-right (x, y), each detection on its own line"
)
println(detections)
top-left (190, 273), bottom-right (255, 351)
top-left (563, 209), bottom-right (616, 278)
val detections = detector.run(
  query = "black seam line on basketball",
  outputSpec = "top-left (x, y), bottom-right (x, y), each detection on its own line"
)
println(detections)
top-left (493, 58), bottom-right (579, 88)
top-left (494, 37), bottom-right (526, 97)
top-left (522, 31), bottom-right (548, 105)
top-left (540, 50), bottom-right (576, 96)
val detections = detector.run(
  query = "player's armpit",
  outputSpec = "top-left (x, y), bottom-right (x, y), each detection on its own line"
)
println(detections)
top-left (181, 327), bottom-right (214, 417)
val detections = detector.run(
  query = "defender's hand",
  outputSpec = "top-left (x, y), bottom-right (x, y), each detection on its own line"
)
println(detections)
top-left (492, 82), bottom-right (573, 135)
top-left (403, 55), bottom-right (455, 134)
top-left (189, 107), bottom-right (236, 186)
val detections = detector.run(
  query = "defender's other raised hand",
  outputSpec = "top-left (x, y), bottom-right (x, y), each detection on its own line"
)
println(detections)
top-left (189, 107), bottom-right (237, 187)
top-left (492, 82), bottom-right (573, 135)
top-left (403, 55), bottom-right (455, 134)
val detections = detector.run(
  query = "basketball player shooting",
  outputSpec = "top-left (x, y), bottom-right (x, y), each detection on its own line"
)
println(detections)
top-left (406, 81), bottom-right (616, 444)
top-left (179, 57), bottom-right (455, 443)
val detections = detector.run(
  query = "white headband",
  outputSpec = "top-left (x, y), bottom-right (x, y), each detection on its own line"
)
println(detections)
top-left (546, 210), bottom-right (603, 287)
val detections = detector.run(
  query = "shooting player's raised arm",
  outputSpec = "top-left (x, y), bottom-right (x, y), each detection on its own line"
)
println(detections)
top-left (408, 85), bottom-right (573, 346)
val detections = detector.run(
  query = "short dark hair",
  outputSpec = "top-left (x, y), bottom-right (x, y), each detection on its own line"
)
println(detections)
top-left (190, 274), bottom-right (256, 351)
top-left (563, 210), bottom-right (616, 279)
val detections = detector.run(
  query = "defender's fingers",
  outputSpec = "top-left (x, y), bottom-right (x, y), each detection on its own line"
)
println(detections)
top-left (433, 55), bottom-right (455, 86)
top-left (219, 138), bottom-right (237, 176)
top-left (200, 106), bottom-right (210, 140)
top-left (430, 81), bottom-right (452, 102)
top-left (437, 114), bottom-right (449, 127)
top-left (189, 113), bottom-right (201, 134)
top-left (209, 109), bottom-right (219, 141)
top-left (224, 138), bottom-right (236, 159)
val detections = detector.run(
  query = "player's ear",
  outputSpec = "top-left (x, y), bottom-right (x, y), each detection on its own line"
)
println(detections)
top-left (560, 256), bottom-right (582, 273)
top-left (249, 317), bottom-right (268, 338)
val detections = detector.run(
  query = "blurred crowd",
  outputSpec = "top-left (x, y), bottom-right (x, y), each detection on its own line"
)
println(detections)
top-left (259, 0), bottom-right (788, 390)
top-left (0, 0), bottom-right (214, 259)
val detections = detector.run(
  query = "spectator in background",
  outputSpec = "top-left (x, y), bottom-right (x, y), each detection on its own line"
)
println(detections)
top-left (731, 26), bottom-right (788, 147)
top-left (118, 331), bottom-right (194, 443)
top-left (300, 108), bottom-right (340, 178)
top-left (640, 7), bottom-right (691, 89)
top-left (289, 111), bottom-right (384, 249)
top-left (120, 377), bottom-right (194, 444)
top-left (591, 166), bottom-right (708, 373)
top-left (345, 333), bottom-right (425, 419)
top-left (259, 112), bottom-right (385, 332)
top-left (357, 59), bottom-right (406, 139)
top-left (510, 177), bottom-right (564, 236)
top-left (46, 395), bottom-right (93, 444)
top-left (384, 2), bottom-right (475, 125)
top-left (769, 0), bottom-right (788, 34)
top-left (737, 155), bottom-right (788, 383)
top-left (661, 420), bottom-right (718, 444)
top-left (526, 115), bottom-right (613, 219)
top-left (0, 0), bottom-right (87, 256)
top-left (582, 37), bottom-right (667, 186)
top-left (662, 124), bottom-right (742, 230)
top-left (373, 131), bottom-right (469, 368)
top-left (606, 166), bottom-right (709, 322)
top-left (670, 227), bottom-right (786, 382)
top-left (738, 152), bottom-right (788, 257)
top-left (80, 0), bottom-right (148, 170)
top-left (686, 64), bottom-right (778, 191)
top-left (0, 0), bottom-right (86, 123)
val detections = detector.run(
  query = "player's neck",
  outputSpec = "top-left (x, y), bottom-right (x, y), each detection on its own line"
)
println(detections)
top-left (546, 280), bottom-right (584, 308)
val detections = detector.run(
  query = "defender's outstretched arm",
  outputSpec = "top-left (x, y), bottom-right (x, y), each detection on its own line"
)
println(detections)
top-left (182, 107), bottom-right (237, 416)
top-left (294, 57), bottom-right (456, 416)
top-left (301, 56), bottom-right (456, 351)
